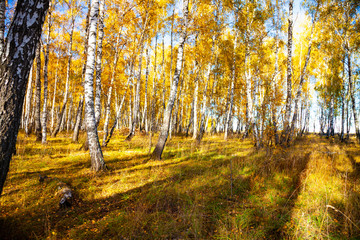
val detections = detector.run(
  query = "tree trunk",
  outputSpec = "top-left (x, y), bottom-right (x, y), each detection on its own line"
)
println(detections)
top-left (50, 59), bottom-right (59, 132)
top-left (52, 15), bottom-right (75, 137)
top-left (0, 0), bottom-right (5, 55)
top-left (192, 74), bottom-right (199, 140)
top-left (283, 0), bottom-right (294, 141)
top-left (72, 96), bottom-right (84, 143)
top-left (42, 6), bottom-right (52, 144)
top-left (225, 32), bottom-right (237, 140)
top-left (34, 45), bottom-right (42, 141)
top-left (288, 21), bottom-right (314, 141)
top-left (243, 9), bottom-right (253, 139)
top-left (102, 32), bottom-right (121, 146)
top-left (151, 0), bottom-right (189, 160)
top-left (24, 66), bottom-right (33, 136)
top-left (104, 78), bottom-right (131, 146)
top-left (127, 34), bottom-right (147, 140)
top-left (141, 48), bottom-right (150, 132)
top-left (347, 48), bottom-right (360, 141)
top-left (84, 0), bottom-right (106, 171)
top-left (0, 0), bottom-right (49, 196)
top-left (149, 25), bottom-right (158, 153)
top-left (95, 0), bottom-right (105, 126)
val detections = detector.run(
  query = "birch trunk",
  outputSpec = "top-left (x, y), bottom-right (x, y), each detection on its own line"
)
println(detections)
top-left (50, 59), bottom-right (59, 131)
top-left (34, 45), bottom-right (42, 142)
top-left (127, 36), bottom-right (146, 140)
top-left (72, 96), bottom-right (84, 142)
top-left (243, 10), bottom-right (253, 139)
top-left (151, 0), bottom-right (189, 160)
top-left (141, 48), bottom-right (150, 132)
top-left (42, 7), bottom-right (52, 144)
top-left (84, 0), bottom-right (106, 171)
top-left (0, 0), bottom-right (49, 195)
top-left (24, 66), bottom-right (33, 136)
top-left (347, 48), bottom-right (360, 141)
top-left (197, 68), bottom-right (210, 142)
top-left (225, 33), bottom-right (237, 140)
top-left (104, 78), bottom-right (131, 146)
top-left (52, 16), bottom-right (74, 137)
top-left (149, 27), bottom-right (158, 153)
top-left (283, 0), bottom-right (294, 141)
top-left (192, 75), bottom-right (199, 140)
top-left (95, 0), bottom-right (105, 126)
top-left (289, 22), bottom-right (314, 140)
top-left (102, 33), bottom-right (121, 146)
top-left (0, 0), bottom-right (5, 55)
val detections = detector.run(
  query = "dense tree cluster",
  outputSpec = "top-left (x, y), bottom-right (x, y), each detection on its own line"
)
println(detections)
top-left (0, 0), bottom-right (359, 194)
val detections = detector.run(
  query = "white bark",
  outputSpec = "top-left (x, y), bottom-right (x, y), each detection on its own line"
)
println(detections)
top-left (24, 66), bottom-right (33, 136)
top-left (42, 7), bottom-right (52, 144)
top-left (95, 0), bottom-right (105, 126)
top-left (284, 0), bottom-right (294, 139)
top-left (84, 0), bottom-right (106, 171)
top-left (152, 0), bottom-right (189, 160)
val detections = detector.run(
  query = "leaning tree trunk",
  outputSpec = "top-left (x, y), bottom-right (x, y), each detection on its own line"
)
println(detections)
top-left (95, 0), bottom-right (105, 126)
top-left (84, 0), bottom-right (106, 171)
top-left (42, 4), bottom-right (52, 144)
top-left (103, 78), bottom-right (131, 147)
top-left (34, 45), bottom-right (42, 142)
top-left (151, 0), bottom-right (189, 160)
top-left (0, 0), bottom-right (49, 196)
top-left (102, 31), bottom-right (121, 146)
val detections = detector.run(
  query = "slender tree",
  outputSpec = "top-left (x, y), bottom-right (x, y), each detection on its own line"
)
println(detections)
top-left (151, 0), bottom-right (189, 160)
top-left (34, 45), bottom-right (42, 141)
top-left (42, 2), bottom-right (52, 144)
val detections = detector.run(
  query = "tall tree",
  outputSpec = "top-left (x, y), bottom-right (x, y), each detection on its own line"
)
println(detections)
top-left (84, 0), bottom-right (106, 171)
top-left (42, 1), bottom-right (53, 144)
top-left (34, 45), bottom-right (42, 141)
top-left (94, 0), bottom-right (105, 126)
top-left (151, 0), bottom-right (189, 160)
top-left (283, 0), bottom-right (294, 142)
top-left (0, 0), bottom-right (50, 195)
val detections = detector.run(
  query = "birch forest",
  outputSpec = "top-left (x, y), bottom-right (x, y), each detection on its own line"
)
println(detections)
top-left (1, 0), bottom-right (360, 239)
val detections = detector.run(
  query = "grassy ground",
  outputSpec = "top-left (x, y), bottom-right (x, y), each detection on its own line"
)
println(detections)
top-left (1, 131), bottom-right (360, 239)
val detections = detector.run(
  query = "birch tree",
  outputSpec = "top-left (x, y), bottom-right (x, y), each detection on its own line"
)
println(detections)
top-left (95, 0), bottom-right (105, 126)
top-left (283, 0), bottom-right (294, 142)
top-left (34, 45), bottom-right (42, 141)
top-left (0, 0), bottom-right (50, 195)
top-left (151, 0), bottom-right (189, 160)
top-left (84, 0), bottom-right (106, 171)
top-left (42, 2), bottom-right (53, 144)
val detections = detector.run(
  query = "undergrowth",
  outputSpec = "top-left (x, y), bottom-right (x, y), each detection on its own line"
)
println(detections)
top-left (0, 131), bottom-right (359, 239)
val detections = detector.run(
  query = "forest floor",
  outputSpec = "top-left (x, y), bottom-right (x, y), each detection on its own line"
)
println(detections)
top-left (1, 131), bottom-right (360, 239)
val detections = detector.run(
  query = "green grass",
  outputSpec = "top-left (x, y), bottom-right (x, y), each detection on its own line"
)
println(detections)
top-left (1, 131), bottom-right (360, 239)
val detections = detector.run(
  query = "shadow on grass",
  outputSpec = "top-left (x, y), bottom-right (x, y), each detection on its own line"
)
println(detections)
top-left (1, 134), bottom-right (316, 240)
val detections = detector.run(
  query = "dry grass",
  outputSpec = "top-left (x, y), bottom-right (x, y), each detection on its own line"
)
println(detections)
top-left (0, 131), bottom-right (359, 239)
